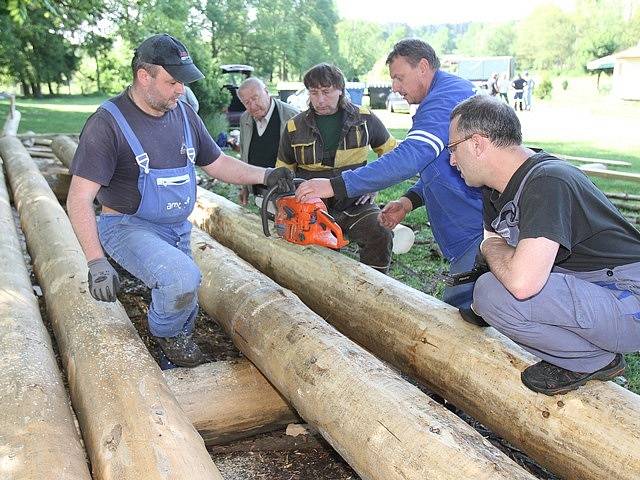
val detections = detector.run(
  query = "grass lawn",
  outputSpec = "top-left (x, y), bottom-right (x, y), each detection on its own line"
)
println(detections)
top-left (4, 92), bottom-right (640, 394)
top-left (0, 94), bottom-right (107, 134)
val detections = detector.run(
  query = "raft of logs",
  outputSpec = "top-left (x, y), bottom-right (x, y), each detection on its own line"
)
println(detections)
top-left (2, 129), bottom-right (640, 480)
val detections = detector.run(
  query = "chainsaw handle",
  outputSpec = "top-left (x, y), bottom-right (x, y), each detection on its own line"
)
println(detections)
top-left (261, 184), bottom-right (281, 237)
top-left (262, 179), bottom-right (305, 237)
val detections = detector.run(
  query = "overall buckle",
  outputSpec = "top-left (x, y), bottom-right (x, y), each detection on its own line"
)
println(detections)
top-left (186, 147), bottom-right (196, 163)
top-left (135, 153), bottom-right (150, 174)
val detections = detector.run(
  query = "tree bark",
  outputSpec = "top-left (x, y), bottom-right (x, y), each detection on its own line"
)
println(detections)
top-left (190, 228), bottom-right (535, 480)
top-left (165, 359), bottom-right (299, 445)
top-left (0, 136), bottom-right (223, 480)
top-left (0, 151), bottom-right (91, 480)
top-left (191, 188), bottom-right (640, 480)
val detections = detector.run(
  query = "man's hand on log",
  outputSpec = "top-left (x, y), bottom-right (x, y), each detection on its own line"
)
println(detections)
top-left (87, 257), bottom-right (120, 302)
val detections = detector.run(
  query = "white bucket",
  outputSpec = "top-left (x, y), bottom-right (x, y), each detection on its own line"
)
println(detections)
top-left (392, 224), bottom-right (415, 254)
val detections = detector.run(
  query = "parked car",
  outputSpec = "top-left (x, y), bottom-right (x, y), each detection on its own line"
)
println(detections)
top-left (385, 91), bottom-right (411, 113)
top-left (286, 87), bottom-right (309, 111)
top-left (221, 64), bottom-right (254, 127)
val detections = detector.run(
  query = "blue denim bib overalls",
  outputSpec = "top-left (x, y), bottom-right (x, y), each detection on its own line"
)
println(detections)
top-left (97, 100), bottom-right (202, 338)
top-left (100, 100), bottom-right (197, 223)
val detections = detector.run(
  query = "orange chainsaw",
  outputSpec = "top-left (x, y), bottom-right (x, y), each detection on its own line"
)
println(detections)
top-left (261, 180), bottom-right (348, 250)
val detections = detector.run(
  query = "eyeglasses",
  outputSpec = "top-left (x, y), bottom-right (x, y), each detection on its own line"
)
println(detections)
top-left (446, 135), bottom-right (474, 155)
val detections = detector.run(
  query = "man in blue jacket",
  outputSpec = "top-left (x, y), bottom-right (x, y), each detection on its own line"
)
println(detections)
top-left (295, 38), bottom-right (483, 312)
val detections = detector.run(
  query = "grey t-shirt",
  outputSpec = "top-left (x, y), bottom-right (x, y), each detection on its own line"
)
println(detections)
top-left (483, 152), bottom-right (640, 271)
top-left (71, 90), bottom-right (221, 214)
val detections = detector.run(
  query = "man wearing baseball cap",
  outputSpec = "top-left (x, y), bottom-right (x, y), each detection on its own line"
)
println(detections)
top-left (67, 33), bottom-right (293, 368)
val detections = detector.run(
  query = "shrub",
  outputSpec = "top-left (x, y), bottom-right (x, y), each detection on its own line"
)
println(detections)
top-left (561, 79), bottom-right (569, 91)
top-left (536, 78), bottom-right (553, 99)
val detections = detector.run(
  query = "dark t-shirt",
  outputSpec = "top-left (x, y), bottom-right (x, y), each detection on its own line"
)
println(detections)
top-left (483, 152), bottom-right (640, 271)
top-left (315, 109), bottom-right (344, 155)
top-left (512, 78), bottom-right (527, 90)
top-left (71, 90), bottom-right (221, 214)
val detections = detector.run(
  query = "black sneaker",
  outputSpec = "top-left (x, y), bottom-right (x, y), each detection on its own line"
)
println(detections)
top-left (155, 332), bottom-right (206, 368)
top-left (521, 354), bottom-right (626, 396)
top-left (458, 307), bottom-right (489, 327)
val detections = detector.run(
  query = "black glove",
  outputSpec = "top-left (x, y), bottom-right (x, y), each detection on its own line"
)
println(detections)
top-left (263, 167), bottom-right (294, 194)
top-left (87, 257), bottom-right (120, 302)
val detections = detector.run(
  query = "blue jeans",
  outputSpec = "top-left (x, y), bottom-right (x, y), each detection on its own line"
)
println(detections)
top-left (442, 236), bottom-right (482, 310)
top-left (97, 214), bottom-right (200, 337)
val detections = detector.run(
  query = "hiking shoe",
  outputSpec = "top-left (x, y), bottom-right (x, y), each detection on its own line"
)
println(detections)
top-left (521, 354), bottom-right (626, 396)
top-left (458, 307), bottom-right (489, 327)
top-left (155, 332), bottom-right (206, 368)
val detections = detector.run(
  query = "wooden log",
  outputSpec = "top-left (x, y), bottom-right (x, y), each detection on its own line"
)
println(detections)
top-left (34, 137), bottom-right (53, 147)
top-left (580, 165), bottom-right (640, 183)
top-left (2, 108), bottom-right (21, 137)
top-left (165, 360), bottom-right (299, 445)
top-left (612, 200), bottom-right (640, 213)
top-left (551, 152), bottom-right (632, 167)
top-left (43, 172), bottom-right (72, 203)
top-left (0, 156), bottom-right (91, 479)
top-left (0, 136), bottom-right (223, 480)
top-left (26, 150), bottom-right (57, 159)
top-left (191, 188), bottom-right (640, 480)
top-left (605, 191), bottom-right (640, 202)
top-left (51, 134), bottom-right (77, 169)
top-left (191, 228), bottom-right (536, 480)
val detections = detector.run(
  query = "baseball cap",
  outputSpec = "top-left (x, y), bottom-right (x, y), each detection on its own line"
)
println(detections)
top-left (134, 34), bottom-right (204, 84)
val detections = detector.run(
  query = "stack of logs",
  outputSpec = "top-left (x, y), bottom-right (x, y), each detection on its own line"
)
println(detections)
top-left (0, 133), bottom-right (639, 480)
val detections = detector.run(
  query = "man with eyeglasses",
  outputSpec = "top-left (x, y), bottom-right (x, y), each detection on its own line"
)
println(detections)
top-left (295, 39), bottom-right (483, 311)
top-left (449, 94), bottom-right (640, 395)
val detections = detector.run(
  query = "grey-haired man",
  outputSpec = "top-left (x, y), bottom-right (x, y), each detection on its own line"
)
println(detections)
top-left (449, 95), bottom-right (640, 395)
top-left (236, 77), bottom-right (298, 206)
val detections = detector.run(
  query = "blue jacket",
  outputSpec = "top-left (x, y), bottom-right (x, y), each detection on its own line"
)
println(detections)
top-left (330, 70), bottom-right (483, 261)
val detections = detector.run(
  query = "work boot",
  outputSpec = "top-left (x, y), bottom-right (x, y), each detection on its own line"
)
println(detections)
top-left (458, 306), bottom-right (489, 327)
top-left (155, 332), bottom-right (206, 368)
top-left (521, 354), bottom-right (626, 396)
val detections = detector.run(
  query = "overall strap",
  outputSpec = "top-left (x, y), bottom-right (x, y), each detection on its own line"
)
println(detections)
top-left (512, 160), bottom-right (559, 207)
top-left (100, 100), bottom-right (150, 173)
top-left (177, 101), bottom-right (196, 163)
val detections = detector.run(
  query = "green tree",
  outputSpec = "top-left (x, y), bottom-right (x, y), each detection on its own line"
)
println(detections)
top-left (455, 23), bottom-right (490, 55)
top-left (573, 0), bottom-right (627, 69)
top-left (1, 0), bottom-right (105, 96)
top-left (485, 22), bottom-right (516, 56)
top-left (337, 20), bottom-right (384, 80)
top-left (515, 5), bottom-right (576, 71)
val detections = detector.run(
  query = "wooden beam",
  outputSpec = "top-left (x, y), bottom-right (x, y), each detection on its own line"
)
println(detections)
top-left (0, 153), bottom-right (91, 480)
top-left (191, 188), bottom-right (640, 480)
top-left (165, 360), bottom-right (299, 445)
top-left (0, 137), bottom-right (223, 480)
top-left (191, 228), bottom-right (536, 480)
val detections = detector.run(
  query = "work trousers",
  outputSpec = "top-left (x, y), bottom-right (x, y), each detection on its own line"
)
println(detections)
top-left (473, 262), bottom-right (640, 373)
top-left (97, 214), bottom-right (200, 338)
top-left (332, 203), bottom-right (393, 273)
